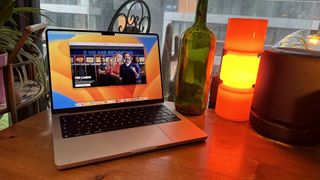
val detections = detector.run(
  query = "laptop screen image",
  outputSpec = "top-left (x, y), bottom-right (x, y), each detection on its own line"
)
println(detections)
top-left (46, 30), bottom-right (163, 111)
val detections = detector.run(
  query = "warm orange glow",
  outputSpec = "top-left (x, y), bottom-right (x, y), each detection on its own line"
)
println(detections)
top-left (215, 85), bottom-right (254, 121)
top-left (225, 18), bottom-right (268, 53)
top-left (216, 18), bottom-right (268, 121)
top-left (220, 53), bottom-right (260, 89)
top-left (309, 37), bottom-right (319, 45)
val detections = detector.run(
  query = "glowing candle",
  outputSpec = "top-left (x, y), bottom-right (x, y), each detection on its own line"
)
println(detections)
top-left (216, 84), bottom-right (254, 121)
top-left (219, 52), bottom-right (260, 89)
top-left (215, 18), bottom-right (268, 121)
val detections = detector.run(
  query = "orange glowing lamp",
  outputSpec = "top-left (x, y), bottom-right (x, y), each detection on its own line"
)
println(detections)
top-left (215, 18), bottom-right (268, 121)
top-left (219, 52), bottom-right (260, 89)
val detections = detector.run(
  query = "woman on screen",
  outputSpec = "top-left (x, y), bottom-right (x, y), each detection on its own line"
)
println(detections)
top-left (106, 54), bottom-right (121, 85)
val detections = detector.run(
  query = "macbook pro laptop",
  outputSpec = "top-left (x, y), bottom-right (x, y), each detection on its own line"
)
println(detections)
top-left (46, 29), bottom-right (207, 169)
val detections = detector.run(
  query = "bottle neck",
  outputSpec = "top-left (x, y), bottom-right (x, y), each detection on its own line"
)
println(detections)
top-left (194, 0), bottom-right (208, 26)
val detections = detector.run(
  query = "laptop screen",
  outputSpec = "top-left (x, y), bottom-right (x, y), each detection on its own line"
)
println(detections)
top-left (46, 30), bottom-right (163, 111)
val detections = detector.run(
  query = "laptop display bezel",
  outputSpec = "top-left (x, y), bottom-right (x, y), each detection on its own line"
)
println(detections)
top-left (45, 29), bottom-right (164, 114)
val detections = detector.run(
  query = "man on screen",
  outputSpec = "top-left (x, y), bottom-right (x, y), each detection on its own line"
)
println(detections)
top-left (120, 52), bottom-right (140, 84)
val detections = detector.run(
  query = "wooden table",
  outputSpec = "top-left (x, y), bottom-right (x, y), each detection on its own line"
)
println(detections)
top-left (0, 103), bottom-right (319, 179)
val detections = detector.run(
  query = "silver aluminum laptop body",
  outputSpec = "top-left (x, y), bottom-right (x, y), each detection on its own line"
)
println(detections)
top-left (46, 29), bottom-right (207, 169)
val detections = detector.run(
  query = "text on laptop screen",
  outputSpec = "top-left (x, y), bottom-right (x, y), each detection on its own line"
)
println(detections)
top-left (47, 31), bottom-right (163, 110)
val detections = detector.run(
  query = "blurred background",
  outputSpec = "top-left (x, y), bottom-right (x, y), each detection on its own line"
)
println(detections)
top-left (40, 0), bottom-right (320, 65)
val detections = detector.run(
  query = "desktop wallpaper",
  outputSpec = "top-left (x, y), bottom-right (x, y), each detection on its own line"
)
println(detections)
top-left (47, 31), bottom-right (163, 110)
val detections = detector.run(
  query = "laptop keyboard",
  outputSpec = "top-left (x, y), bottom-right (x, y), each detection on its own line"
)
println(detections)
top-left (60, 105), bottom-right (181, 138)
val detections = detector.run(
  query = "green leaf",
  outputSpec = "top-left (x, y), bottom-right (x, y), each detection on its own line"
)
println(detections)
top-left (39, 13), bottom-right (55, 23)
top-left (0, 0), bottom-right (16, 26)
top-left (8, 17), bottom-right (19, 29)
top-left (0, 28), bottom-right (21, 36)
top-left (13, 7), bottom-right (55, 23)
top-left (0, 2), bottom-right (51, 94)
top-left (13, 7), bottom-right (41, 14)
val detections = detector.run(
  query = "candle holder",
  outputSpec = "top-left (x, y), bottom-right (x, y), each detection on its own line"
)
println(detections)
top-left (215, 18), bottom-right (268, 121)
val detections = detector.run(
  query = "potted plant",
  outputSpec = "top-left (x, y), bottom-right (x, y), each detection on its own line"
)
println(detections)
top-left (0, 0), bottom-right (49, 105)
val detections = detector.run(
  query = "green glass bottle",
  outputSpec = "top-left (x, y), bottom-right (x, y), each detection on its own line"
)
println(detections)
top-left (174, 0), bottom-right (216, 115)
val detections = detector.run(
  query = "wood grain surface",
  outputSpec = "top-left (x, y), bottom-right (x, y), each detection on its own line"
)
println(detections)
top-left (0, 102), bottom-right (319, 179)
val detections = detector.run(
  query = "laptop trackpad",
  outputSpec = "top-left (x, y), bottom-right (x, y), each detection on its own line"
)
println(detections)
top-left (54, 125), bottom-right (171, 166)
top-left (101, 125), bottom-right (171, 154)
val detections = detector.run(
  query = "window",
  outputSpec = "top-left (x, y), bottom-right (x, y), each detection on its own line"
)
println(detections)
top-left (40, 0), bottom-right (320, 64)
top-left (42, 0), bottom-right (80, 5)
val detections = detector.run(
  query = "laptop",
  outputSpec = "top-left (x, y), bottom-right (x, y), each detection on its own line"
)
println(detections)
top-left (45, 29), bottom-right (207, 170)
